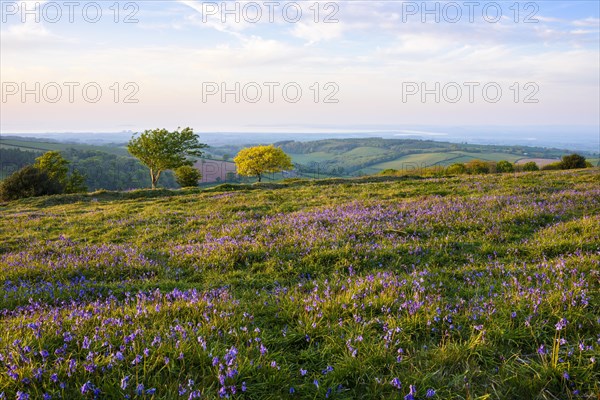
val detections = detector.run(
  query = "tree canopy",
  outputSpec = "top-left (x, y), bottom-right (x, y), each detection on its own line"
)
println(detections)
top-left (34, 151), bottom-right (87, 194)
top-left (127, 127), bottom-right (207, 189)
top-left (234, 145), bottom-right (293, 182)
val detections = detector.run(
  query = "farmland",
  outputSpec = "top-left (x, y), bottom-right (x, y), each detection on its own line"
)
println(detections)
top-left (0, 168), bottom-right (598, 399)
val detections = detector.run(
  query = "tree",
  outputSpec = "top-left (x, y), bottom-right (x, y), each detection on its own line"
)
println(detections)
top-left (127, 127), bottom-right (207, 189)
top-left (234, 145), bottom-right (293, 182)
top-left (522, 161), bottom-right (539, 171)
top-left (0, 165), bottom-right (63, 201)
top-left (496, 160), bottom-right (514, 173)
top-left (175, 165), bottom-right (202, 187)
top-left (64, 170), bottom-right (88, 193)
top-left (34, 151), bottom-right (68, 182)
top-left (559, 153), bottom-right (587, 169)
top-left (34, 151), bottom-right (87, 193)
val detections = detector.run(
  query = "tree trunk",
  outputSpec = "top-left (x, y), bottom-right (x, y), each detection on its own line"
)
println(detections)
top-left (257, 174), bottom-right (262, 182)
top-left (150, 169), bottom-right (161, 189)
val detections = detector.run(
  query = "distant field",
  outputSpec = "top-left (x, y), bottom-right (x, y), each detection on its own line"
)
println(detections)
top-left (515, 158), bottom-right (561, 167)
top-left (371, 151), bottom-right (523, 171)
top-left (0, 139), bottom-right (129, 156)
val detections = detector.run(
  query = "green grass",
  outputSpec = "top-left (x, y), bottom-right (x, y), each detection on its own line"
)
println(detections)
top-left (0, 138), bottom-right (129, 156)
top-left (371, 151), bottom-right (524, 172)
top-left (0, 169), bottom-right (598, 399)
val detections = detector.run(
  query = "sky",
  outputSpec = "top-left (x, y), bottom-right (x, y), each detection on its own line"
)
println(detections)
top-left (1, 0), bottom-right (599, 140)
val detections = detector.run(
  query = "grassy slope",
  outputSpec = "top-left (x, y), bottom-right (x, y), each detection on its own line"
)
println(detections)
top-left (0, 138), bottom-right (129, 157)
top-left (371, 151), bottom-right (525, 171)
top-left (0, 169), bottom-right (599, 399)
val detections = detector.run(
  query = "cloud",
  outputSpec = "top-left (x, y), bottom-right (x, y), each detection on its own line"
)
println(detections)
top-left (290, 21), bottom-right (343, 45)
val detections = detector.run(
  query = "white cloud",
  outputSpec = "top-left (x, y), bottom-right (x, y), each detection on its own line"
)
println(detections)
top-left (290, 21), bottom-right (343, 45)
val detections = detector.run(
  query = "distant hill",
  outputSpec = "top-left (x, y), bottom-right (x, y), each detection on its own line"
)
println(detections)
top-left (2, 136), bottom-right (598, 187)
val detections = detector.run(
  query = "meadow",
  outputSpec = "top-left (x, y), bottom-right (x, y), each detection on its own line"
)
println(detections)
top-left (0, 169), bottom-right (598, 399)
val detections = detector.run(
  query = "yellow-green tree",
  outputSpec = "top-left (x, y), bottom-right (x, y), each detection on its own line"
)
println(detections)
top-left (234, 145), bottom-right (293, 182)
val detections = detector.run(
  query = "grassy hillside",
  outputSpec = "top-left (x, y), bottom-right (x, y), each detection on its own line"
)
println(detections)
top-left (0, 169), bottom-right (598, 399)
top-left (274, 138), bottom-right (583, 176)
top-left (0, 138), bottom-right (129, 157)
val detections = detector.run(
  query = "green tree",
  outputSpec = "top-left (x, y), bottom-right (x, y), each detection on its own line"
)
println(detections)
top-left (175, 165), bottom-right (202, 187)
top-left (127, 127), bottom-right (207, 189)
top-left (496, 160), bottom-right (514, 173)
top-left (234, 145), bottom-right (293, 182)
top-left (0, 165), bottom-right (62, 201)
top-left (34, 151), bottom-right (69, 182)
top-left (559, 153), bottom-right (587, 169)
top-left (34, 151), bottom-right (87, 193)
top-left (65, 170), bottom-right (88, 193)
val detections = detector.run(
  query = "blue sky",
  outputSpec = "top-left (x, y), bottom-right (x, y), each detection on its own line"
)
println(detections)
top-left (1, 1), bottom-right (598, 135)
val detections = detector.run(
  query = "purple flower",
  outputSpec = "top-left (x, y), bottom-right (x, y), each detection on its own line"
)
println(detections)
top-left (81, 381), bottom-right (94, 395)
top-left (555, 318), bottom-right (568, 331)
top-left (136, 384), bottom-right (144, 395)
top-left (426, 388), bottom-right (436, 397)
top-left (404, 384), bottom-right (417, 400)
top-left (16, 392), bottom-right (30, 400)
top-left (300, 369), bottom-right (307, 376)
top-left (241, 382), bottom-right (247, 392)
top-left (146, 388), bottom-right (156, 395)
top-left (390, 378), bottom-right (402, 389)
top-left (121, 375), bottom-right (129, 390)
top-left (289, 387), bottom-right (295, 394)
top-left (260, 344), bottom-right (268, 355)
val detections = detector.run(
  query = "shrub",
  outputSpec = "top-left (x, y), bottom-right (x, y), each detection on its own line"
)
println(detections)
top-left (446, 163), bottom-right (467, 175)
top-left (379, 169), bottom-right (399, 176)
top-left (542, 162), bottom-right (563, 171)
top-left (175, 165), bottom-right (202, 187)
top-left (522, 161), bottom-right (539, 171)
top-left (0, 165), bottom-right (63, 201)
top-left (465, 159), bottom-right (490, 174)
top-left (560, 153), bottom-right (587, 169)
top-left (496, 160), bottom-right (515, 173)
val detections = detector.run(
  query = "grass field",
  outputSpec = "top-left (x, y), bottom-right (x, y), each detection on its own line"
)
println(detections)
top-left (0, 168), bottom-right (599, 399)
top-left (371, 151), bottom-right (526, 172)
top-left (0, 139), bottom-right (130, 157)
